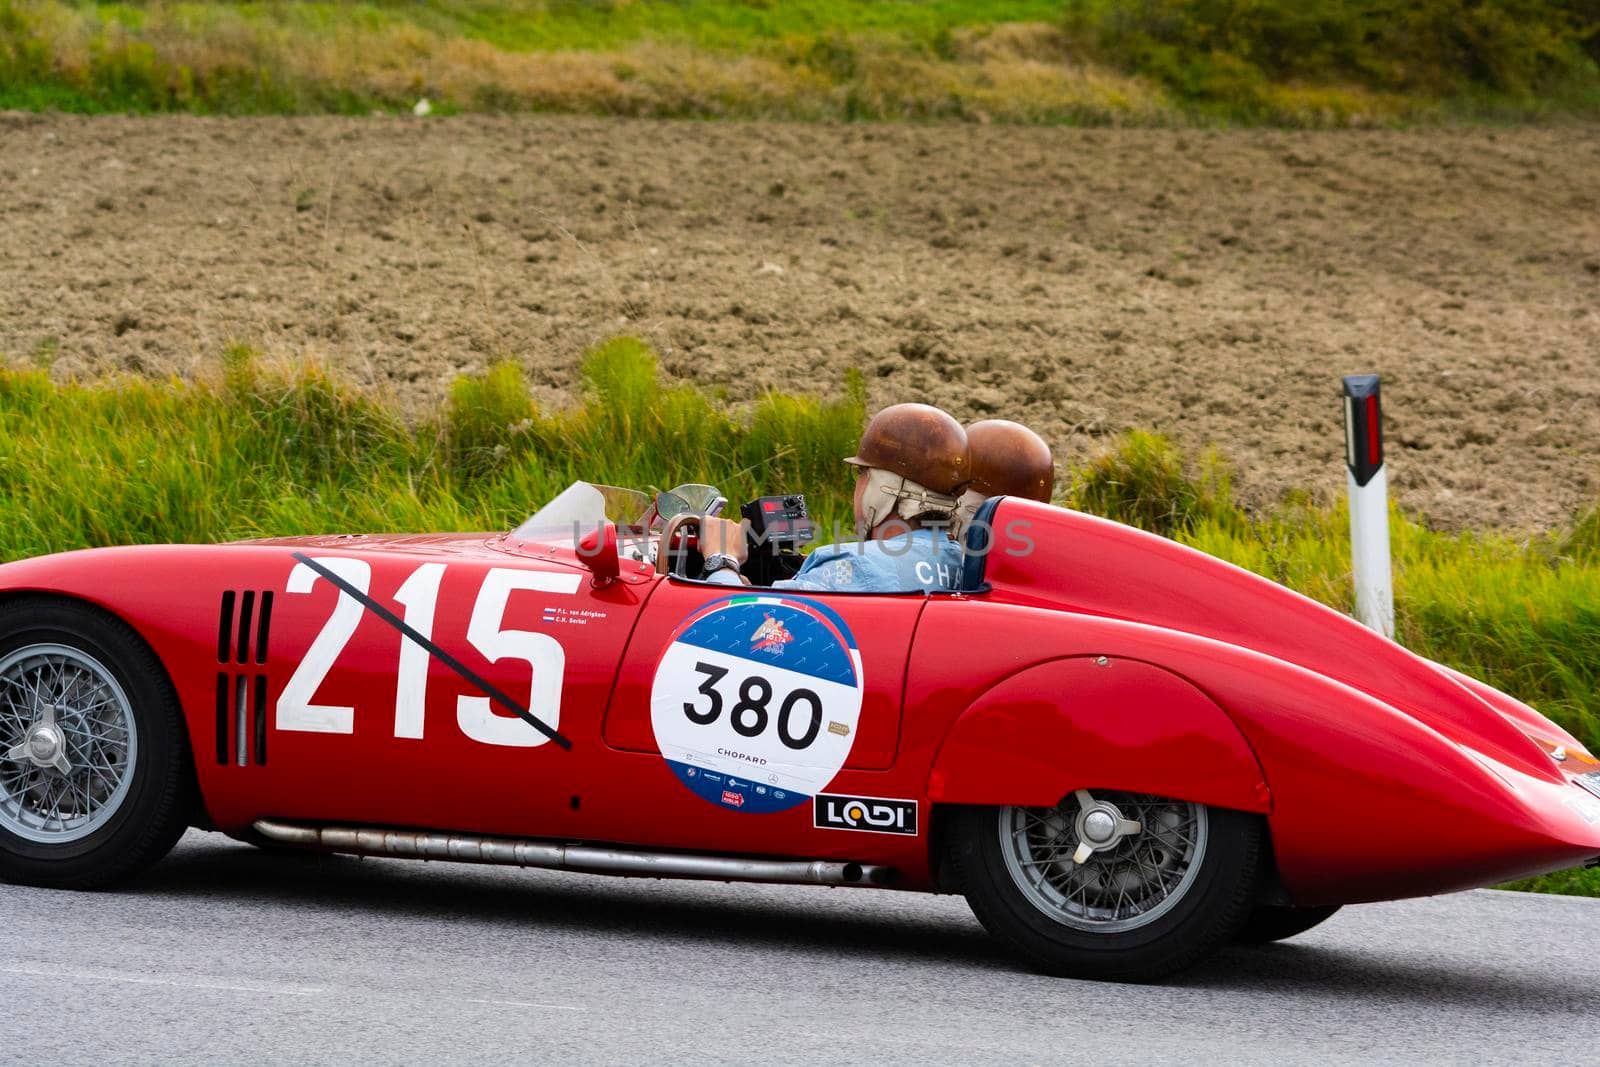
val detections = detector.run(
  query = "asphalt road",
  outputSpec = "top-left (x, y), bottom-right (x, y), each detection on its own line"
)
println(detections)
top-left (1, 831), bottom-right (1595, 1065)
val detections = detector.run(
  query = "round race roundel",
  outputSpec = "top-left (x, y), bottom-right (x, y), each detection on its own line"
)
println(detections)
top-left (650, 595), bottom-right (863, 814)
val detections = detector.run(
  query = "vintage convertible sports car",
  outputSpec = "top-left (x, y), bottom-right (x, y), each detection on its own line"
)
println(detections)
top-left (2, 481), bottom-right (1597, 981)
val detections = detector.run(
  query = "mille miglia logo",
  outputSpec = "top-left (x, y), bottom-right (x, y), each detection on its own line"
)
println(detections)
top-left (749, 612), bottom-right (793, 656)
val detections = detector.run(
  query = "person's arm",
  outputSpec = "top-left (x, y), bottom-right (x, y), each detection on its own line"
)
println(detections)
top-left (773, 555), bottom-right (859, 591)
top-left (698, 517), bottom-right (749, 585)
top-left (771, 574), bottom-right (825, 590)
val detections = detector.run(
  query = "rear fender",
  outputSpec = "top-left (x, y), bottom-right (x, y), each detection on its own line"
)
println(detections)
top-left (925, 656), bottom-right (1271, 813)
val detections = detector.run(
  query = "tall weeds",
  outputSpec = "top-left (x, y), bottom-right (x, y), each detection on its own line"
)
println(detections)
top-left (0, 336), bottom-right (866, 552)
top-left (7, 0), bottom-right (1595, 122)
top-left (0, 1), bottom-right (1170, 122)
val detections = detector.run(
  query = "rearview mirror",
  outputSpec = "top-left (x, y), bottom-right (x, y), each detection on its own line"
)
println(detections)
top-left (576, 521), bottom-right (621, 584)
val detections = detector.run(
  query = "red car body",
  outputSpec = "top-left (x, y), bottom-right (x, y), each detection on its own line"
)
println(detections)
top-left (2, 498), bottom-right (1597, 906)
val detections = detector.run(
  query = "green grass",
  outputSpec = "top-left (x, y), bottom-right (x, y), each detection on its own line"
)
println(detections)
top-left (0, 337), bottom-right (866, 552)
top-left (413, 0), bottom-right (1070, 52)
top-left (0, 337), bottom-right (1595, 895)
top-left (1064, 0), bottom-right (1600, 123)
top-left (3, 0), bottom-right (1596, 122)
top-left (1499, 866), bottom-right (1600, 897)
top-left (0, 0), bottom-right (1166, 122)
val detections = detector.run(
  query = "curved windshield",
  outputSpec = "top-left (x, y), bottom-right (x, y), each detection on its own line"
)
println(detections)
top-left (512, 482), bottom-right (651, 544)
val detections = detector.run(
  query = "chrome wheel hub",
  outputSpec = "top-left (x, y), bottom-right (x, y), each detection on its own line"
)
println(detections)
top-left (0, 644), bottom-right (137, 844)
top-left (1083, 808), bottom-right (1115, 841)
top-left (15, 706), bottom-right (72, 774)
top-left (1072, 790), bottom-right (1143, 862)
top-left (999, 789), bottom-right (1209, 933)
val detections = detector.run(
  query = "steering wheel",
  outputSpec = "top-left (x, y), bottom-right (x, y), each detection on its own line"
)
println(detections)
top-left (655, 512), bottom-right (705, 578)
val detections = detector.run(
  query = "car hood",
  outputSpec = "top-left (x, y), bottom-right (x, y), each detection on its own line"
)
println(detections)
top-left (234, 532), bottom-right (502, 555)
top-left (233, 531), bottom-right (627, 576)
top-left (980, 499), bottom-right (1587, 784)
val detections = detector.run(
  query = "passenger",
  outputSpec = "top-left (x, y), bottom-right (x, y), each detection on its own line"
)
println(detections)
top-left (698, 403), bottom-right (971, 591)
top-left (952, 419), bottom-right (1056, 540)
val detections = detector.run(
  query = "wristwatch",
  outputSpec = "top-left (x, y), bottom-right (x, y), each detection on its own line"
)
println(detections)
top-left (701, 552), bottom-right (741, 578)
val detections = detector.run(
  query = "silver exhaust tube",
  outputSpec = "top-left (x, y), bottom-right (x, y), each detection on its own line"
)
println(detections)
top-left (253, 819), bottom-right (897, 887)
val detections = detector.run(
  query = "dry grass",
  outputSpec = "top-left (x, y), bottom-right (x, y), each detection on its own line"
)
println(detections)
top-left (355, 27), bottom-right (1167, 124)
top-left (0, 3), bottom-right (1182, 122)
top-left (7, 2), bottom-right (1595, 122)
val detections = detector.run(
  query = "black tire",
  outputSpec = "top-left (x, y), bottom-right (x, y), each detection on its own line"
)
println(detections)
top-left (949, 801), bottom-right (1263, 982)
top-left (0, 597), bottom-right (193, 889)
top-left (1234, 904), bottom-right (1340, 944)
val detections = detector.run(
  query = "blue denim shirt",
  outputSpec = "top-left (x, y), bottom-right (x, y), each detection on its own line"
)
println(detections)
top-left (771, 528), bottom-right (965, 593)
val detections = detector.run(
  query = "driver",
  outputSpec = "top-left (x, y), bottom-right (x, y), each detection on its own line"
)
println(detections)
top-left (698, 403), bottom-right (971, 591)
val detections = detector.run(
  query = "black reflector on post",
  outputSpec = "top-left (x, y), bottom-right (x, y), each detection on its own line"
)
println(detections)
top-left (1342, 374), bottom-right (1383, 487)
top-left (1341, 372), bottom-right (1394, 640)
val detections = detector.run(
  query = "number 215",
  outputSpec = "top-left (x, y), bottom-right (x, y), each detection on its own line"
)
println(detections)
top-left (275, 558), bottom-right (578, 747)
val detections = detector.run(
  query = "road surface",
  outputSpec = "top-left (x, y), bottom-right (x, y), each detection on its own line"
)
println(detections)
top-left (2, 831), bottom-right (1594, 1064)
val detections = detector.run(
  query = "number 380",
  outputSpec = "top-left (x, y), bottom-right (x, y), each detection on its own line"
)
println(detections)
top-left (683, 661), bottom-right (823, 751)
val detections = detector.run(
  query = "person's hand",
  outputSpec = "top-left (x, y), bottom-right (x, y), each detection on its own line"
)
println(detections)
top-left (698, 517), bottom-right (748, 563)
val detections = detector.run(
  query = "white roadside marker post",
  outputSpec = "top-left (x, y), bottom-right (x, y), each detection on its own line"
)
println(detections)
top-left (1342, 374), bottom-right (1395, 640)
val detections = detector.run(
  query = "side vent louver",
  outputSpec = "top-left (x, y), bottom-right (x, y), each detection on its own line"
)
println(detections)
top-left (216, 589), bottom-right (273, 766)
top-left (235, 591), bottom-right (255, 665)
top-left (216, 591), bottom-right (235, 663)
top-left (255, 591), bottom-right (273, 665)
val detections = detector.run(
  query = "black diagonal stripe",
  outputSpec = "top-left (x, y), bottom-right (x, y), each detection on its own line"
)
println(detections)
top-left (291, 552), bottom-right (571, 750)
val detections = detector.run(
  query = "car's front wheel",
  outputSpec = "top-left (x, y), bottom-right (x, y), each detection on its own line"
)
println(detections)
top-left (0, 598), bottom-right (192, 889)
top-left (949, 790), bottom-right (1263, 982)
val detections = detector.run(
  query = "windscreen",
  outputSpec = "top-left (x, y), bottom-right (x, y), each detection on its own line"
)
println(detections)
top-left (512, 482), bottom-right (651, 544)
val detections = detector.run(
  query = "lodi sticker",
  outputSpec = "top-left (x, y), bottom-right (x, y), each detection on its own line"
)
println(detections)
top-left (651, 595), bottom-right (863, 813)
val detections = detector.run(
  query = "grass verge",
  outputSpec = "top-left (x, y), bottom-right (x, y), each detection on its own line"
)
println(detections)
top-left (0, 0), bottom-right (1173, 122)
top-left (0, 336), bottom-right (1594, 895)
top-left (2, 0), bottom-right (1596, 124)
top-left (0, 336), bottom-right (866, 550)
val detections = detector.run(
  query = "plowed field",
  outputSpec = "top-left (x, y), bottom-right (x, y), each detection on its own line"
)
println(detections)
top-left (3, 113), bottom-right (1597, 529)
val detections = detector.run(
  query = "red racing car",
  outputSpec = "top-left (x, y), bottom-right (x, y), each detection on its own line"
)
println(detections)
top-left (2, 481), bottom-right (1597, 981)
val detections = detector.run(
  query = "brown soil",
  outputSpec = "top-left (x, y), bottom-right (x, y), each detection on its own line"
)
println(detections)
top-left (2, 113), bottom-right (1597, 530)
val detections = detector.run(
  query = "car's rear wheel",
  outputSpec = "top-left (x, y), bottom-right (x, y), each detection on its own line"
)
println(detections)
top-left (0, 598), bottom-right (191, 889)
top-left (950, 790), bottom-right (1262, 982)
top-left (1234, 904), bottom-right (1340, 944)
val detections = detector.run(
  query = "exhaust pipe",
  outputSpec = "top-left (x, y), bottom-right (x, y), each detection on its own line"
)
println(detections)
top-left (253, 819), bottom-right (897, 887)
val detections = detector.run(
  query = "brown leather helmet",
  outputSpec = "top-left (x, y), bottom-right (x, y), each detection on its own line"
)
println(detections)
top-left (965, 419), bottom-right (1054, 502)
top-left (845, 403), bottom-right (970, 494)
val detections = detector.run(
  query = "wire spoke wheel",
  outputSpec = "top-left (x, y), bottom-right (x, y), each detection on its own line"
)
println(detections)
top-left (997, 791), bottom-right (1209, 933)
top-left (0, 643), bottom-right (138, 845)
top-left (0, 599), bottom-right (192, 890)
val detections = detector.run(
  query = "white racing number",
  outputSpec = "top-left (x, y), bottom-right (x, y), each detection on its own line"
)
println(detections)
top-left (651, 597), bottom-right (863, 814)
top-left (277, 557), bottom-right (371, 734)
top-left (276, 559), bottom-right (579, 744)
top-left (456, 569), bottom-right (575, 748)
top-left (392, 562), bottom-right (446, 740)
